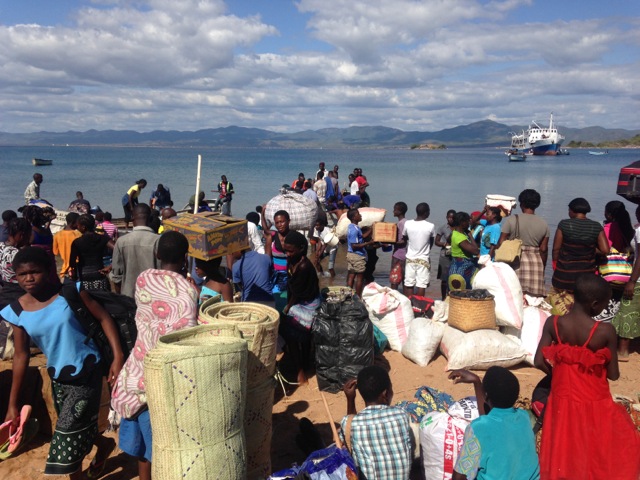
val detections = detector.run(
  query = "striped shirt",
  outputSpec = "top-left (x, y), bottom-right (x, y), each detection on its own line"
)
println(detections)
top-left (340, 405), bottom-right (412, 480)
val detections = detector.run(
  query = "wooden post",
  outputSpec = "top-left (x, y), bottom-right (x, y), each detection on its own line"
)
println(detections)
top-left (194, 154), bottom-right (202, 214)
top-left (320, 392), bottom-right (343, 449)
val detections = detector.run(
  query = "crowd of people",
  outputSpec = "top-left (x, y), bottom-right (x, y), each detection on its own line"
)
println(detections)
top-left (0, 167), bottom-right (639, 480)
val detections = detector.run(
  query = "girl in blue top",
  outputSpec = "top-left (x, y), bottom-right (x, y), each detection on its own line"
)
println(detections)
top-left (1, 247), bottom-right (124, 478)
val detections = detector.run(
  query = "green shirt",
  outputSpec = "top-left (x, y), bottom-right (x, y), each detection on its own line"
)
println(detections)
top-left (451, 230), bottom-right (470, 258)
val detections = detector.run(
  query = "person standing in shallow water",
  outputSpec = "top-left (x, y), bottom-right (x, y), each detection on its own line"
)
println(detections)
top-left (122, 179), bottom-right (147, 231)
top-left (213, 175), bottom-right (234, 215)
top-left (24, 173), bottom-right (43, 205)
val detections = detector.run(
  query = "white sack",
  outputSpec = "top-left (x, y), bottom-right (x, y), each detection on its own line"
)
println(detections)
top-left (419, 397), bottom-right (478, 480)
top-left (520, 305), bottom-right (551, 365)
top-left (432, 300), bottom-right (449, 323)
top-left (335, 207), bottom-right (386, 239)
top-left (361, 282), bottom-right (413, 351)
top-left (472, 257), bottom-right (524, 329)
top-left (401, 318), bottom-right (445, 367)
top-left (439, 325), bottom-right (527, 370)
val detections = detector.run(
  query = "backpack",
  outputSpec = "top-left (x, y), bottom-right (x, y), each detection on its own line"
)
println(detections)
top-left (60, 283), bottom-right (138, 372)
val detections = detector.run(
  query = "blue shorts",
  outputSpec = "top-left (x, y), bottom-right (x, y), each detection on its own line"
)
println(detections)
top-left (119, 409), bottom-right (152, 462)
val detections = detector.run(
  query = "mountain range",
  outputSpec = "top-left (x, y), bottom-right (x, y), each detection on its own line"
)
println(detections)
top-left (1, 120), bottom-right (639, 148)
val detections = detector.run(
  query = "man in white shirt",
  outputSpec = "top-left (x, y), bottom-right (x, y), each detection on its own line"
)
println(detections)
top-left (24, 173), bottom-right (43, 204)
top-left (403, 202), bottom-right (435, 297)
top-left (246, 212), bottom-right (265, 254)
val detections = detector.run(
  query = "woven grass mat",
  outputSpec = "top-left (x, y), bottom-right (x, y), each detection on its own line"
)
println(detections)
top-left (145, 328), bottom-right (248, 480)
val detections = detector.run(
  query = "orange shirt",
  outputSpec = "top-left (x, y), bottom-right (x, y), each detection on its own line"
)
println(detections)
top-left (52, 229), bottom-right (81, 278)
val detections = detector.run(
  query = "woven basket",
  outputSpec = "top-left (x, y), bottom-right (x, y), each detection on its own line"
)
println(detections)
top-left (448, 290), bottom-right (497, 332)
top-left (197, 301), bottom-right (279, 479)
top-left (145, 329), bottom-right (248, 480)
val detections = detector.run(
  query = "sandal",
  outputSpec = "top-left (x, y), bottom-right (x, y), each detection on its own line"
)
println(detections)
top-left (0, 416), bottom-right (38, 460)
top-left (618, 352), bottom-right (630, 362)
top-left (8, 405), bottom-right (32, 454)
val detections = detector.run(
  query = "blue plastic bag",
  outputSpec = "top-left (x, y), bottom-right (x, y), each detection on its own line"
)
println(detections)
top-left (300, 445), bottom-right (358, 479)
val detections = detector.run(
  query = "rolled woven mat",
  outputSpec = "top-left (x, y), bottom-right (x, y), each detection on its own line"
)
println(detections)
top-left (145, 327), bottom-right (248, 480)
top-left (198, 300), bottom-right (280, 385)
top-left (197, 301), bottom-right (280, 479)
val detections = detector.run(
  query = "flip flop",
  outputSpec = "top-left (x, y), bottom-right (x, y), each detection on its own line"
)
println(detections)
top-left (0, 419), bottom-right (38, 460)
top-left (0, 420), bottom-right (13, 448)
top-left (8, 405), bottom-right (32, 454)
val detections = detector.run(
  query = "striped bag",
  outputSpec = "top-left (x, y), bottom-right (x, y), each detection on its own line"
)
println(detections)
top-left (599, 248), bottom-right (633, 284)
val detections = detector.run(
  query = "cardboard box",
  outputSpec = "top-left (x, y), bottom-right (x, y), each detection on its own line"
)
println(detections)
top-left (162, 212), bottom-right (249, 260)
top-left (372, 222), bottom-right (397, 243)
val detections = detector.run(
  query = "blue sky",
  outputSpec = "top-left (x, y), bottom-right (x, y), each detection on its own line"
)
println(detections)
top-left (0, 0), bottom-right (638, 133)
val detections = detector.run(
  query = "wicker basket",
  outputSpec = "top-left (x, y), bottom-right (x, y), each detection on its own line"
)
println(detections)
top-left (448, 290), bottom-right (497, 332)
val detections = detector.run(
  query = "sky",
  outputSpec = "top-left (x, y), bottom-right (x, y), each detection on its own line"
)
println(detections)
top-left (0, 0), bottom-right (639, 133)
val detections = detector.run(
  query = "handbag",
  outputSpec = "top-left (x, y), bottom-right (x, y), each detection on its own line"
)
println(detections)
top-left (494, 214), bottom-right (523, 263)
top-left (599, 248), bottom-right (633, 284)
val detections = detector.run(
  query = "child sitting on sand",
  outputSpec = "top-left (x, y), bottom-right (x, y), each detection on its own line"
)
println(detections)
top-left (535, 274), bottom-right (640, 479)
top-left (340, 365), bottom-right (412, 480)
top-left (111, 231), bottom-right (199, 480)
top-left (449, 367), bottom-right (540, 480)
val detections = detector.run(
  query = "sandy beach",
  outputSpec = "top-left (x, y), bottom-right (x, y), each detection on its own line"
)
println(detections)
top-left (1, 245), bottom-right (639, 479)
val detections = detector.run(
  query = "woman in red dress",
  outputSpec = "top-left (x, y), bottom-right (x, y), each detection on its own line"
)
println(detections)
top-left (534, 274), bottom-right (640, 480)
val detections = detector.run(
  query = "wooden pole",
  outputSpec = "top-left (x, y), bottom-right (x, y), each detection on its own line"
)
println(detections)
top-left (194, 154), bottom-right (202, 214)
top-left (320, 392), bottom-right (343, 449)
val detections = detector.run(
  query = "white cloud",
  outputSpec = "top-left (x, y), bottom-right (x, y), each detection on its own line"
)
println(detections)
top-left (0, 0), bottom-right (638, 132)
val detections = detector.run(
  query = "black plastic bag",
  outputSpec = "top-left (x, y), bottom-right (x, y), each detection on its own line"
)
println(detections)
top-left (313, 290), bottom-right (374, 393)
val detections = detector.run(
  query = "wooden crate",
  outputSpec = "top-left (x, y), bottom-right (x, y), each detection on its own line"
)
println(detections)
top-left (162, 212), bottom-right (249, 260)
top-left (372, 222), bottom-right (397, 243)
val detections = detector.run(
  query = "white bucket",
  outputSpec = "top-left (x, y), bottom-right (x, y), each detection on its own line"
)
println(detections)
top-left (324, 231), bottom-right (340, 248)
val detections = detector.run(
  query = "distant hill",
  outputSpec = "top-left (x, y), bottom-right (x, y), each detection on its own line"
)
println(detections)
top-left (1, 121), bottom-right (639, 148)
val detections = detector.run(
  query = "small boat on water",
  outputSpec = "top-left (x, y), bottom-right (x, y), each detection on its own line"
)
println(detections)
top-left (32, 158), bottom-right (53, 166)
top-left (505, 149), bottom-right (526, 162)
top-left (589, 150), bottom-right (609, 156)
top-left (557, 148), bottom-right (570, 155)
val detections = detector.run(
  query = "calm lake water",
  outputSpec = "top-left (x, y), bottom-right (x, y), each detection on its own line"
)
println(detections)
top-left (2, 145), bottom-right (639, 287)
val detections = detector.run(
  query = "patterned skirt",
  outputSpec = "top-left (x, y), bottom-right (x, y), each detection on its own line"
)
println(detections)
top-left (593, 288), bottom-right (623, 323)
top-left (45, 368), bottom-right (103, 475)
top-left (612, 284), bottom-right (640, 339)
top-left (512, 246), bottom-right (546, 297)
top-left (448, 257), bottom-right (478, 292)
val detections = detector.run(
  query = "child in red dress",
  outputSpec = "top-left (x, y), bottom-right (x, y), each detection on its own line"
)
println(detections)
top-left (535, 274), bottom-right (640, 480)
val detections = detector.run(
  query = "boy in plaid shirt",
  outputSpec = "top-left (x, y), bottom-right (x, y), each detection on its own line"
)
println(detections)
top-left (340, 366), bottom-right (412, 480)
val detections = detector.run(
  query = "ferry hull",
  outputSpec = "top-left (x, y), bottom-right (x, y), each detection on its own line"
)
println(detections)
top-left (530, 142), bottom-right (562, 156)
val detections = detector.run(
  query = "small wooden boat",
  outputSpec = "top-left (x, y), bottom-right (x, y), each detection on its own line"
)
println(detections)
top-left (589, 150), bottom-right (608, 156)
top-left (505, 149), bottom-right (526, 162)
top-left (32, 158), bottom-right (53, 166)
